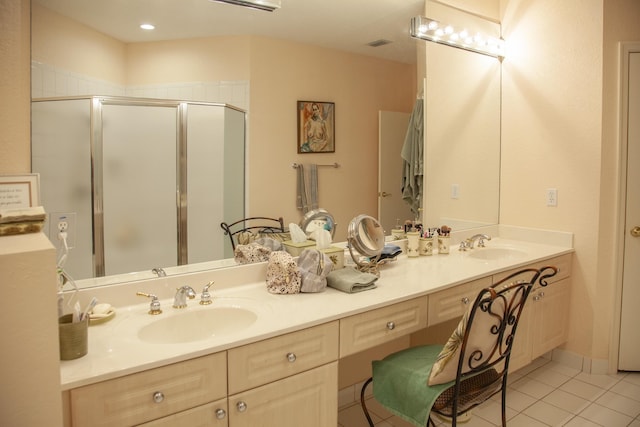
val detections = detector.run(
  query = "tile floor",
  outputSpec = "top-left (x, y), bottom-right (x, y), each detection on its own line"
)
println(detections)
top-left (338, 358), bottom-right (640, 427)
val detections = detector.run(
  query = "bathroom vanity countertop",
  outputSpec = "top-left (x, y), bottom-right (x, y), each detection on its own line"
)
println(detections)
top-left (60, 237), bottom-right (573, 390)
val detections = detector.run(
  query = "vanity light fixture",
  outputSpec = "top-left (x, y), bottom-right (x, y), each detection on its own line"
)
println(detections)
top-left (208, 0), bottom-right (281, 12)
top-left (410, 16), bottom-right (505, 59)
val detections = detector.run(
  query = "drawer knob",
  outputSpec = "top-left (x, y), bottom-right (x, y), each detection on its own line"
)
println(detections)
top-left (386, 321), bottom-right (395, 330)
top-left (461, 297), bottom-right (470, 304)
top-left (287, 352), bottom-right (297, 363)
top-left (215, 408), bottom-right (226, 419)
top-left (152, 391), bottom-right (165, 403)
top-left (533, 295), bottom-right (541, 302)
top-left (237, 401), bottom-right (248, 412)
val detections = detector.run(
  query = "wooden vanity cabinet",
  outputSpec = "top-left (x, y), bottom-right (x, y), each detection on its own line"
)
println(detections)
top-left (69, 352), bottom-right (227, 427)
top-left (495, 254), bottom-right (573, 371)
top-left (227, 322), bottom-right (339, 427)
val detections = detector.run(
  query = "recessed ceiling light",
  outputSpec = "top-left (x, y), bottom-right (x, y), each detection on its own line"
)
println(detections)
top-left (140, 24), bottom-right (155, 30)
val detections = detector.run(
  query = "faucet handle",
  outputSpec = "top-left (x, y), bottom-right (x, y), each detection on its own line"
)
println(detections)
top-left (136, 292), bottom-right (162, 315)
top-left (200, 281), bottom-right (214, 305)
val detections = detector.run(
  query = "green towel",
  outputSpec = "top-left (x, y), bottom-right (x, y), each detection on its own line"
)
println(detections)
top-left (372, 345), bottom-right (453, 427)
top-left (326, 267), bottom-right (378, 293)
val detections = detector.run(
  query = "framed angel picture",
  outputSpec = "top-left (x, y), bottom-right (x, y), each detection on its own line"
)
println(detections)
top-left (297, 101), bottom-right (335, 153)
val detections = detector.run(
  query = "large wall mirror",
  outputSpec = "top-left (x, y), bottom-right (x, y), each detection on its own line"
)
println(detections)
top-left (31, 0), bottom-right (501, 289)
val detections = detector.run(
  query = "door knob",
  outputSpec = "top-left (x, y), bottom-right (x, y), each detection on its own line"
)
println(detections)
top-left (631, 226), bottom-right (640, 237)
top-left (379, 192), bottom-right (392, 197)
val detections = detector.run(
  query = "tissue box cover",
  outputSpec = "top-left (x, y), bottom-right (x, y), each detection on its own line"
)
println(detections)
top-left (321, 246), bottom-right (345, 269)
top-left (282, 240), bottom-right (316, 256)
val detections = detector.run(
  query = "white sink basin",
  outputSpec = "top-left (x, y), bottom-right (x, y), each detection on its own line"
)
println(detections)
top-left (138, 307), bottom-right (257, 344)
top-left (467, 246), bottom-right (528, 261)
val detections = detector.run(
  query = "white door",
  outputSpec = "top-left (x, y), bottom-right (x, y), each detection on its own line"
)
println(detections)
top-left (378, 111), bottom-right (413, 234)
top-left (619, 50), bottom-right (640, 371)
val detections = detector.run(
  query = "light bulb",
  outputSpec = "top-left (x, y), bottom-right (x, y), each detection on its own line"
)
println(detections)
top-left (444, 25), bottom-right (454, 35)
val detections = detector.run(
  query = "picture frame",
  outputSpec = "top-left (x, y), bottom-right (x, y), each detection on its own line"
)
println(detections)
top-left (297, 101), bottom-right (335, 153)
top-left (0, 174), bottom-right (41, 209)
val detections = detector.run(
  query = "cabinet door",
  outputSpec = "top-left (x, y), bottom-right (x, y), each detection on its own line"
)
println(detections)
top-left (229, 362), bottom-right (338, 427)
top-left (508, 296), bottom-right (534, 372)
top-left (137, 399), bottom-right (228, 427)
top-left (531, 278), bottom-right (571, 358)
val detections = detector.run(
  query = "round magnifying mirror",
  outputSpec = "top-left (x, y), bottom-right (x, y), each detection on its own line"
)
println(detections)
top-left (347, 214), bottom-right (385, 274)
top-left (299, 208), bottom-right (336, 239)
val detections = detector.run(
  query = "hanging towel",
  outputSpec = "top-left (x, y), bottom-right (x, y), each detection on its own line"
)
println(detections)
top-left (296, 164), bottom-right (308, 212)
top-left (309, 164), bottom-right (319, 211)
top-left (401, 99), bottom-right (424, 216)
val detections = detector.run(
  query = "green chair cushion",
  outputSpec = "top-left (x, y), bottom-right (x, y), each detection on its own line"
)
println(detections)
top-left (372, 345), bottom-right (454, 427)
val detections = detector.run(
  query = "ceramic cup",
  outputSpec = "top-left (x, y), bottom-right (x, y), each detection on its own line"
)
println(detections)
top-left (58, 313), bottom-right (88, 360)
top-left (438, 235), bottom-right (450, 254)
top-left (419, 237), bottom-right (433, 256)
top-left (406, 232), bottom-right (420, 257)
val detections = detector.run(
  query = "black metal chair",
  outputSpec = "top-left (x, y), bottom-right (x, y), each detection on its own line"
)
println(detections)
top-left (360, 266), bottom-right (558, 427)
top-left (220, 216), bottom-right (286, 250)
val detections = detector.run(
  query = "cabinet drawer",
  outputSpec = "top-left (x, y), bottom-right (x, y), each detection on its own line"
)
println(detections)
top-left (427, 277), bottom-right (492, 326)
top-left (228, 321), bottom-right (338, 394)
top-left (340, 297), bottom-right (427, 357)
top-left (492, 253), bottom-right (572, 285)
top-left (70, 352), bottom-right (227, 427)
top-left (138, 399), bottom-right (228, 427)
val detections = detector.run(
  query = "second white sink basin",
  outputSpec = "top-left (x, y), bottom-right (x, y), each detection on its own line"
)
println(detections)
top-left (138, 307), bottom-right (257, 344)
top-left (467, 246), bottom-right (528, 261)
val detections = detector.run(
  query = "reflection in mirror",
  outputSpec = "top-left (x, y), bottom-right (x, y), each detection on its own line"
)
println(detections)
top-left (347, 214), bottom-right (385, 275)
top-left (300, 208), bottom-right (336, 239)
top-left (30, 0), bottom-right (501, 291)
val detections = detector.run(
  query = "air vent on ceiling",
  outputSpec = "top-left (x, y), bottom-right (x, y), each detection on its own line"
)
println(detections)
top-left (367, 39), bottom-right (393, 47)
top-left (209, 0), bottom-right (281, 12)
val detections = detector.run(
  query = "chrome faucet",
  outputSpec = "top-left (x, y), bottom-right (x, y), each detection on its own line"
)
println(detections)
top-left (466, 234), bottom-right (492, 249)
top-left (173, 285), bottom-right (196, 308)
top-left (151, 267), bottom-right (166, 277)
top-left (200, 281), bottom-right (214, 305)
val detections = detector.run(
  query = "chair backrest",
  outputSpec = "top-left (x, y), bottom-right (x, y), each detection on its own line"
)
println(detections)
top-left (447, 266), bottom-right (557, 412)
top-left (220, 217), bottom-right (285, 250)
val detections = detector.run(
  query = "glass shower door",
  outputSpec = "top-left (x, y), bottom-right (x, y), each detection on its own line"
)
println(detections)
top-left (101, 103), bottom-right (178, 276)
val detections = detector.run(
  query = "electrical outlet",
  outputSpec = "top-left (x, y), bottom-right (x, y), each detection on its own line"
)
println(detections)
top-left (50, 212), bottom-right (77, 249)
top-left (546, 188), bottom-right (558, 207)
top-left (57, 219), bottom-right (68, 233)
top-left (451, 184), bottom-right (460, 199)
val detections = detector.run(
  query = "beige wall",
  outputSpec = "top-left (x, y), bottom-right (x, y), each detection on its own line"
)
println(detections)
top-left (0, 3), bottom-right (62, 426)
top-left (126, 35), bottom-right (251, 84)
top-left (500, 0), bottom-right (640, 370)
top-left (31, 4), bottom-right (126, 85)
top-left (501, 0), bottom-right (604, 360)
top-left (0, 0), bottom-right (31, 173)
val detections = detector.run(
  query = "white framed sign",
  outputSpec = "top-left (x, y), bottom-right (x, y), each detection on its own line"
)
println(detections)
top-left (0, 174), bottom-right (41, 209)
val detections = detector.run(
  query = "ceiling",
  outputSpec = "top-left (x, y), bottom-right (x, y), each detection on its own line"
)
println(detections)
top-left (34, 0), bottom-right (425, 64)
